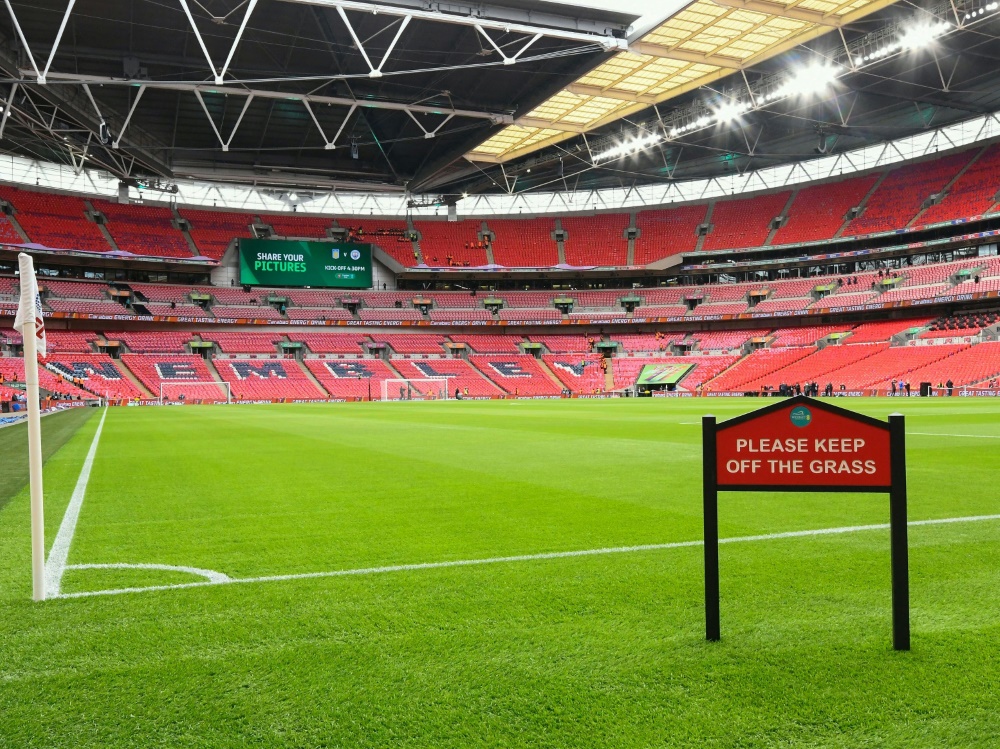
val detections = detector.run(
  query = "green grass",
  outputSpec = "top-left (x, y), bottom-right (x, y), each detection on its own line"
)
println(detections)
top-left (1, 399), bottom-right (998, 748)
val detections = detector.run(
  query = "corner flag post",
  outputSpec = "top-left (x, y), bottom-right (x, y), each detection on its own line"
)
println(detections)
top-left (14, 253), bottom-right (47, 601)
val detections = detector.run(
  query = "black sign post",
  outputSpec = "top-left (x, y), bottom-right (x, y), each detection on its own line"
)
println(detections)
top-left (702, 396), bottom-right (909, 651)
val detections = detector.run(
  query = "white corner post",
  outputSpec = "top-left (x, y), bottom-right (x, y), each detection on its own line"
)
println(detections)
top-left (17, 254), bottom-right (45, 601)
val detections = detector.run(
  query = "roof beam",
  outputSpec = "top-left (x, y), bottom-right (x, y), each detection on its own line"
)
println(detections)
top-left (564, 83), bottom-right (658, 104)
top-left (21, 72), bottom-right (516, 124)
top-left (708, 0), bottom-right (842, 27)
top-left (511, 117), bottom-right (588, 133)
top-left (275, 0), bottom-right (628, 50)
top-left (628, 41), bottom-right (743, 68)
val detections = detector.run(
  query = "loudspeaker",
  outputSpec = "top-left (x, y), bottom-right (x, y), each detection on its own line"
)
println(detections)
top-left (920, 382), bottom-right (932, 397)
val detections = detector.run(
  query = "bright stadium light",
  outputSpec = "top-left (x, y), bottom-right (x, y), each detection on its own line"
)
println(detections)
top-left (898, 20), bottom-right (950, 49)
top-left (778, 63), bottom-right (839, 98)
top-left (593, 131), bottom-right (662, 162)
top-left (714, 99), bottom-right (749, 124)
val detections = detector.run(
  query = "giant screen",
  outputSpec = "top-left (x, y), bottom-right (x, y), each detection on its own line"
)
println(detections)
top-left (239, 239), bottom-right (373, 289)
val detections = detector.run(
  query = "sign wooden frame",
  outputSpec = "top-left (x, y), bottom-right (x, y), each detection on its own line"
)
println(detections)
top-left (702, 395), bottom-right (910, 650)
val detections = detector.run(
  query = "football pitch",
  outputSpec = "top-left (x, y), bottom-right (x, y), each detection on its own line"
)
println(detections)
top-left (1, 398), bottom-right (998, 748)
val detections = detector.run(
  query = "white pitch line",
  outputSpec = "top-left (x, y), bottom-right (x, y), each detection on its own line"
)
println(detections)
top-left (53, 513), bottom-right (1000, 600)
top-left (909, 432), bottom-right (1000, 439)
top-left (43, 408), bottom-right (108, 597)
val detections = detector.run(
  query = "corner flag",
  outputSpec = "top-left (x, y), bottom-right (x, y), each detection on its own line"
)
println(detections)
top-left (14, 253), bottom-right (46, 357)
top-left (15, 253), bottom-right (47, 600)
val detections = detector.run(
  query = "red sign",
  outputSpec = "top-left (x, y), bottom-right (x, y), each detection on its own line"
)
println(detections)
top-left (714, 399), bottom-right (891, 489)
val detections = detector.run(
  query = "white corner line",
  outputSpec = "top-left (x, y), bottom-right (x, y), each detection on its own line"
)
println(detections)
top-left (52, 513), bottom-right (1000, 601)
top-left (65, 562), bottom-right (231, 584)
top-left (43, 408), bottom-right (108, 597)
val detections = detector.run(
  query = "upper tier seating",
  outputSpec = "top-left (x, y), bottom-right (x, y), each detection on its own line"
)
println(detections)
top-left (692, 301), bottom-right (748, 316)
top-left (497, 308), bottom-right (561, 322)
top-left (121, 354), bottom-right (227, 401)
top-left (144, 303), bottom-right (207, 317)
top-left (614, 333), bottom-right (686, 353)
top-left (702, 191), bottom-right (791, 251)
top-left (448, 334), bottom-right (522, 353)
top-left (199, 332), bottom-right (282, 354)
top-left (770, 326), bottom-right (844, 347)
top-left (543, 354), bottom-right (606, 393)
top-left (772, 175), bottom-right (879, 246)
top-left (844, 150), bottom-right (976, 236)
top-left (389, 358), bottom-right (503, 397)
top-left (130, 283), bottom-right (193, 304)
top-left (916, 144), bottom-right (1000, 226)
top-left (529, 335), bottom-right (591, 353)
top-left (487, 218), bottom-right (559, 267)
top-left (281, 289), bottom-right (347, 307)
top-left (302, 357), bottom-right (399, 398)
top-left (212, 305), bottom-right (286, 320)
top-left (751, 298), bottom-right (812, 314)
top-left (567, 309), bottom-right (628, 320)
top-left (428, 309), bottom-right (493, 322)
top-left (92, 200), bottom-right (192, 258)
top-left (569, 290), bottom-right (623, 308)
top-left (427, 293), bottom-right (481, 309)
top-left (0, 187), bottom-right (111, 252)
top-left (370, 334), bottom-right (446, 354)
top-left (342, 219), bottom-right (414, 267)
top-left (40, 280), bottom-right (110, 299)
top-left (809, 292), bottom-right (879, 309)
top-left (560, 214), bottom-right (629, 267)
top-left (179, 209), bottom-right (254, 259)
top-left (44, 331), bottom-right (98, 353)
top-left (357, 307), bottom-right (423, 322)
top-left (107, 330), bottom-right (193, 353)
top-left (691, 329), bottom-right (770, 351)
top-left (634, 204), bottom-right (706, 264)
top-left (46, 299), bottom-right (128, 316)
top-left (414, 220), bottom-right (489, 267)
top-left (215, 358), bottom-right (324, 400)
top-left (204, 287), bottom-right (266, 305)
top-left (470, 354), bottom-right (562, 395)
top-left (261, 214), bottom-right (331, 238)
top-left (285, 333), bottom-right (368, 354)
top-left (847, 319), bottom-right (932, 344)
top-left (285, 308), bottom-right (353, 321)
top-left (43, 353), bottom-right (144, 399)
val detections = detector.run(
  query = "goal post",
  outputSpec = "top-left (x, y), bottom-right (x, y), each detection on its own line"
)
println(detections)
top-left (159, 381), bottom-right (231, 404)
top-left (381, 377), bottom-right (451, 401)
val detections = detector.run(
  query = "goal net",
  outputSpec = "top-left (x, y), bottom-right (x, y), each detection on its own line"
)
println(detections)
top-left (159, 381), bottom-right (231, 404)
top-left (381, 378), bottom-right (450, 401)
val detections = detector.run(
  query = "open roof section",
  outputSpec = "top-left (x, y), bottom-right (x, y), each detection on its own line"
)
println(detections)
top-left (466, 0), bottom-right (899, 163)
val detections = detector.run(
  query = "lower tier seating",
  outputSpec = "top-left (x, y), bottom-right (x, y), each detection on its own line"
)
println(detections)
top-left (469, 355), bottom-right (563, 395)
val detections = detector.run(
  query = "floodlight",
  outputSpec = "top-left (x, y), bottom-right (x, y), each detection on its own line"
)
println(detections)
top-left (288, 192), bottom-right (298, 202)
top-left (898, 20), bottom-right (950, 50)
top-left (714, 100), bottom-right (747, 123)
top-left (779, 63), bottom-right (838, 98)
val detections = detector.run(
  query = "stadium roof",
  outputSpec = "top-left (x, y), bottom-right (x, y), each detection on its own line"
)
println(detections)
top-left (0, 0), bottom-right (998, 198)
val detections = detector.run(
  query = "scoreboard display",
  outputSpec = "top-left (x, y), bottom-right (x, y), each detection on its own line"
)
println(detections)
top-left (238, 239), bottom-right (373, 289)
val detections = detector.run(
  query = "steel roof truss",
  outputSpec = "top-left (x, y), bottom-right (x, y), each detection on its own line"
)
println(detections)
top-left (177, 0), bottom-right (260, 85)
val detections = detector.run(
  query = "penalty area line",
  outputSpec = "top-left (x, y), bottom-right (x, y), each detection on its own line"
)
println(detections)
top-left (54, 513), bottom-right (1000, 600)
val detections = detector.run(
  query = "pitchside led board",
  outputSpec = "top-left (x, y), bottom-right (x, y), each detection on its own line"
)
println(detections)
top-left (239, 239), bottom-right (373, 289)
top-left (702, 396), bottom-right (911, 650)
